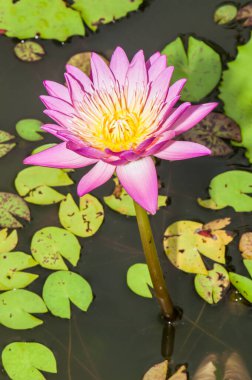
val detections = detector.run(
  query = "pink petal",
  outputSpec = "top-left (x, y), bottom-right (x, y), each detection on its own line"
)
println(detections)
top-left (155, 141), bottom-right (211, 161)
top-left (23, 142), bottom-right (97, 168)
top-left (43, 81), bottom-right (71, 103)
top-left (65, 73), bottom-right (85, 107)
top-left (40, 95), bottom-right (75, 114)
top-left (146, 52), bottom-right (161, 69)
top-left (148, 55), bottom-right (167, 82)
top-left (44, 109), bottom-right (74, 130)
top-left (145, 130), bottom-right (176, 155)
top-left (66, 64), bottom-right (93, 93)
top-left (166, 79), bottom-right (187, 102)
top-left (116, 157), bottom-right (158, 215)
top-left (77, 161), bottom-right (115, 196)
top-left (170, 103), bottom-right (218, 135)
top-left (41, 124), bottom-right (67, 141)
top-left (126, 50), bottom-right (147, 105)
top-left (110, 46), bottom-right (129, 85)
top-left (91, 53), bottom-right (115, 91)
top-left (157, 102), bottom-right (191, 134)
top-left (67, 142), bottom-right (107, 160)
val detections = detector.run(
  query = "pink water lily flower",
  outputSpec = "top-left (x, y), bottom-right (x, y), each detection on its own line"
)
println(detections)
top-left (24, 47), bottom-right (217, 214)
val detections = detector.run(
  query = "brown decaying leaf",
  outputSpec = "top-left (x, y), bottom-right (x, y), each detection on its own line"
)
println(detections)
top-left (192, 354), bottom-right (217, 380)
top-left (203, 217), bottom-right (231, 231)
top-left (236, 4), bottom-right (252, 26)
top-left (181, 112), bottom-right (241, 156)
top-left (239, 232), bottom-right (252, 259)
top-left (169, 365), bottom-right (187, 380)
top-left (142, 361), bottom-right (168, 380)
top-left (14, 41), bottom-right (45, 62)
top-left (66, 52), bottom-right (109, 77)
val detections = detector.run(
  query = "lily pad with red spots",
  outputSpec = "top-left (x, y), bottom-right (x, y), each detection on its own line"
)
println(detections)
top-left (0, 193), bottom-right (30, 229)
top-left (0, 130), bottom-right (16, 158)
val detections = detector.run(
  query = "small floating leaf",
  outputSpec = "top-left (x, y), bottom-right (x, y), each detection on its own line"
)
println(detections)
top-left (67, 52), bottom-right (108, 77)
top-left (214, 4), bottom-right (237, 25)
top-left (14, 41), bottom-right (45, 62)
top-left (127, 263), bottom-right (153, 298)
top-left (239, 232), bottom-right (252, 259)
top-left (169, 366), bottom-right (187, 380)
top-left (15, 166), bottom-right (73, 205)
top-left (194, 264), bottom-right (230, 304)
top-left (0, 289), bottom-right (47, 329)
top-left (59, 193), bottom-right (104, 237)
top-left (2, 342), bottom-right (57, 380)
top-left (181, 113), bottom-right (241, 156)
top-left (198, 170), bottom-right (252, 212)
top-left (104, 177), bottom-right (168, 216)
top-left (143, 361), bottom-right (168, 380)
top-left (236, 4), bottom-right (252, 26)
top-left (162, 36), bottom-right (221, 101)
top-left (31, 226), bottom-right (81, 271)
top-left (0, 229), bottom-right (18, 253)
top-left (0, 130), bottom-right (16, 158)
top-left (163, 219), bottom-right (233, 274)
top-left (43, 271), bottom-right (93, 318)
top-left (0, 251), bottom-right (38, 290)
top-left (16, 119), bottom-right (44, 141)
top-left (71, 0), bottom-right (143, 31)
top-left (0, 192), bottom-right (30, 228)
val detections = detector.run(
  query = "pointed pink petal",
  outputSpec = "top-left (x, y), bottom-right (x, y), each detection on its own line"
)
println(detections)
top-left (145, 66), bottom-right (174, 109)
top-left (126, 50), bottom-right (147, 104)
top-left (148, 55), bottom-right (167, 82)
top-left (66, 64), bottom-right (93, 93)
top-left (23, 142), bottom-right (97, 168)
top-left (40, 95), bottom-right (75, 114)
top-left (116, 157), bottom-right (158, 215)
top-left (43, 81), bottom-right (71, 103)
top-left (110, 47), bottom-right (129, 85)
top-left (170, 103), bottom-right (218, 135)
top-left (67, 141), bottom-right (107, 160)
top-left (166, 79), bottom-right (187, 102)
top-left (157, 102), bottom-right (191, 134)
top-left (44, 109), bottom-right (74, 130)
top-left (145, 130), bottom-right (176, 155)
top-left (91, 53), bottom-right (115, 91)
top-left (146, 52), bottom-right (161, 69)
top-left (65, 73), bottom-right (85, 107)
top-left (41, 124), bottom-right (67, 141)
top-left (77, 161), bottom-right (115, 196)
top-left (155, 141), bottom-right (211, 160)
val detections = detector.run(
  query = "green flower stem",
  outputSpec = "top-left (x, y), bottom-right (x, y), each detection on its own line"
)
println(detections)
top-left (134, 201), bottom-right (175, 321)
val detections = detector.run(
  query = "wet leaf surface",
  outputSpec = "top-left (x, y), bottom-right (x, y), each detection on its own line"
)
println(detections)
top-left (104, 177), bottom-right (167, 216)
top-left (236, 4), bottom-right (252, 26)
top-left (181, 112), bottom-right (241, 156)
top-left (67, 52), bottom-right (108, 77)
top-left (239, 232), bottom-right (252, 259)
top-left (43, 271), bottom-right (93, 318)
top-left (14, 41), bottom-right (45, 62)
top-left (2, 342), bottom-right (57, 380)
top-left (71, 0), bottom-right (143, 31)
top-left (214, 4), bottom-right (237, 25)
top-left (229, 259), bottom-right (252, 303)
top-left (15, 166), bottom-right (73, 205)
top-left (0, 229), bottom-right (18, 253)
top-left (198, 170), bottom-right (252, 212)
top-left (194, 264), bottom-right (230, 304)
top-left (16, 119), bottom-right (44, 141)
top-left (0, 130), bottom-right (15, 158)
top-left (142, 360), bottom-right (168, 380)
top-left (163, 219), bottom-right (234, 274)
top-left (31, 226), bottom-right (81, 271)
top-left (219, 33), bottom-right (252, 162)
top-left (0, 192), bottom-right (30, 228)
top-left (59, 193), bottom-right (104, 237)
top-left (0, 0), bottom-right (84, 41)
top-left (0, 289), bottom-right (47, 329)
top-left (162, 36), bottom-right (221, 101)
top-left (127, 263), bottom-right (153, 298)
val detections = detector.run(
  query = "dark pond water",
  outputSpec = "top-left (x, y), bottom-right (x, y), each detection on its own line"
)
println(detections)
top-left (0, 0), bottom-right (252, 378)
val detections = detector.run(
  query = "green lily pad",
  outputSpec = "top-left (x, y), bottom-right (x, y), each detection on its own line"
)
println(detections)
top-left (31, 226), bottom-right (81, 271)
top-left (163, 219), bottom-right (234, 275)
top-left (104, 177), bottom-right (168, 216)
top-left (219, 33), bottom-right (252, 162)
top-left (181, 112), bottom-right (241, 156)
top-left (127, 263), bottom-right (153, 298)
top-left (236, 4), bottom-right (252, 26)
top-left (198, 170), bottom-right (252, 212)
top-left (0, 229), bottom-right (18, 253)
top-left (15, 166), bottom-right (73, 205)
top-left (2, 342), bottom-right (57, 380)
top-left (194, 264), bottom-right (230, 304)
top-left (0, 289), bottom-right (47, 329)
top-left (0, 130), bottom-right (16, 158)
top-left (0, 192), bottom-right (30, 228)
top-left (0, 0), bottom-right (84, 41)
top-left (32, 143), bottom-right (57, 155)
top-left (162, 36), bottom-right (222, 101)
top-left (229, 260), bottom-right (252, 303)
top-left (43, 271), bottom-right (93, 318)
top-left (214, 4), bottom-right (237, 25)
top-left (0, 251), bottom-right (38, 290)
top-left (16, 119), bottom-right (44, 141)
top-left (59, 193), bottom-right (104, 237)
top-left (14, 41), bottom-right (45, 62)
top-left (71, 0), bottom-right (143, 31)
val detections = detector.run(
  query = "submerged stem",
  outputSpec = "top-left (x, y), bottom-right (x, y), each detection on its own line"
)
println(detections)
top-left (134, 201), bottom-right (175, 321)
